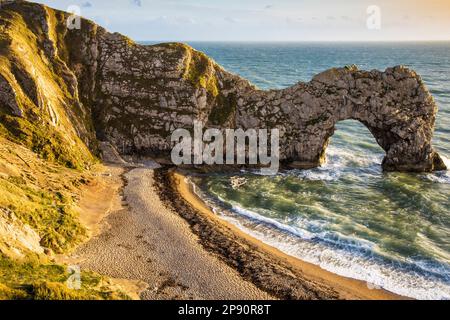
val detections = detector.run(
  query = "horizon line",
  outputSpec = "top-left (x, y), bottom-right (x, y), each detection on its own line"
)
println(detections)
top-left (136, 39), bottom-right (450, 43)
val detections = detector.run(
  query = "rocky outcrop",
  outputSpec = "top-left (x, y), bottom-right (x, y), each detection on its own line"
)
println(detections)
top-left (0, 208), bottom-right (44, 258)
top-left (238, 66), bottom-right (447, 171)
top-left (0, 1), bottom-right (446, 172)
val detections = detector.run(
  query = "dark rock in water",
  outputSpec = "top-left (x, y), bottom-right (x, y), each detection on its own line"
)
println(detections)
top-left (0, 1), bottom-right (446, 172)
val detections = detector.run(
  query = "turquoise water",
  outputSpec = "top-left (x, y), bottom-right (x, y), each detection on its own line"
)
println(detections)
top-left (146, 42), bottom-right (450, 299)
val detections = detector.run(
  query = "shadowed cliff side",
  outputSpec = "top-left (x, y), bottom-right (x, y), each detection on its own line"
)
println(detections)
top-left (0, 0), bottom-right (446, 173)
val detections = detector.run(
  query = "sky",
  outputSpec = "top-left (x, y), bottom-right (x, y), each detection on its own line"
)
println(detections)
top-left (32, 0), bottom-right (450, 41)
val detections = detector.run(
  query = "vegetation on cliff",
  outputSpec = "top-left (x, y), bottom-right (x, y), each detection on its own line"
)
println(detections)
top-left (0, 138), bottom-right (88, 254)
top-left (0, 2), bottom-right (127, 300)
top-left (0, 253), bottom-right (128, 300)
top-left (181, 44), bottom-right (220, 98)
top-left (0, 1), bottom-right (97, 170)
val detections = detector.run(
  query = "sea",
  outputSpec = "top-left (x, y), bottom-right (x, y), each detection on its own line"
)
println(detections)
top-left (143, 41), bottom-right (450, 300)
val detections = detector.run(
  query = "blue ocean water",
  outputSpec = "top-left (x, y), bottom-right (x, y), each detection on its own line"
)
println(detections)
top-left (144, 42), bottom-right (450, 299)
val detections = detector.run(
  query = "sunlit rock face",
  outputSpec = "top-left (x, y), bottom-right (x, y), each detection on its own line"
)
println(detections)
top-left (0, 1), bottom-right (446, 172)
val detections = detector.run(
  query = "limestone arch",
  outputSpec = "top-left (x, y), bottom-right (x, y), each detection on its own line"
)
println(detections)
top-left (238, 66), bottom-right (447, 172)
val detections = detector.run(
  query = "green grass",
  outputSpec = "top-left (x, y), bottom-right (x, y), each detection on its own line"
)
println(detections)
top-left (0, 113), bottom-right (94, 170)
top-left (0, 141), bottom-right (130, 300)
top-left (0, 173), bottom-right (86, 254)
top-left (183, 47), bottom-right (219, 97)
top-left (0, 254), bottom-right (129, 300)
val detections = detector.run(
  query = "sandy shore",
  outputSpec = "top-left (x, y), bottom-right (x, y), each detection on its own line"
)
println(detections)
top-left (165, 169), bottom-right (406, 300)
top-left (68, 164), bottom-right (272, 300)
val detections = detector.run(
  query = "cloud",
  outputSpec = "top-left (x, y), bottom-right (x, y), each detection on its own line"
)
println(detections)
top-left (175, 16), bottom-right (196, 24)
top-left (224, 16), bottom-right (237, 23)
top-left (81, 2), bottom-right (92, 8)
top-left (148, 16), bottom-right (196, 26)
top-left (131, 0), bottom-right (142, 7)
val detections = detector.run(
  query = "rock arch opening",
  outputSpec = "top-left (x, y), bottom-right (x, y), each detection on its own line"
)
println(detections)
top-left (300, 112), bottom-right (447, 173)
top-left (323, 119), bottom-right (384, 170)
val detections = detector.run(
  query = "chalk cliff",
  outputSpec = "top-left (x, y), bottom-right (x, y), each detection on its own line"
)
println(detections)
top-left (0, 0), bottom-right (446, 172)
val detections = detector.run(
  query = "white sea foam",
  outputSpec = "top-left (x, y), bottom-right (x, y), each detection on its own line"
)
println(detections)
top-left (423, 173), bottom-right (450, 184)
top-left (187, 160), bottom-right (450, 300)
top-left (219, 206), bottom-right (450, 300)
top-left (443, 155), bottom-right (450, 168)
top-left (422, 155), bottom-right (450, 184)
top-left (288, 146), bottom-right (383, 182)
top-left (295, 169), bottom-right (342, 181)
top-left (191, 182), bottom-right (450, 300)
top-left (231, 205), bottom-right (315, 240)
top-left (181, 42), bottom-right (450, 300)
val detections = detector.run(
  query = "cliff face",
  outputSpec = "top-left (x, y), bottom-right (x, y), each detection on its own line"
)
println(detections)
top-left (0, 0), bottom-right (96, 169)
top-left (0, 1), bottom-right (446, 172)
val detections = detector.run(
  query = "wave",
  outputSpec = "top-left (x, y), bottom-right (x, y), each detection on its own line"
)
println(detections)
top-left (443, 155), bottom-right (450, 169)
top-left (231, 203), bottom-right (378, 252)
top-left (231, 204), bottom-right (315, 240)
top-left (223, 204), bottom-right (450, 300)
top-left (286, 146), bottom-right (383, 182)
top-left (423, 173), bottom-right (450, 184)
top-left (423, 156), bottom-right (450, 184)
top-left (184, 42), bottom-right (450, 299)
top-left (191, 179), bottom-right (450, 300)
